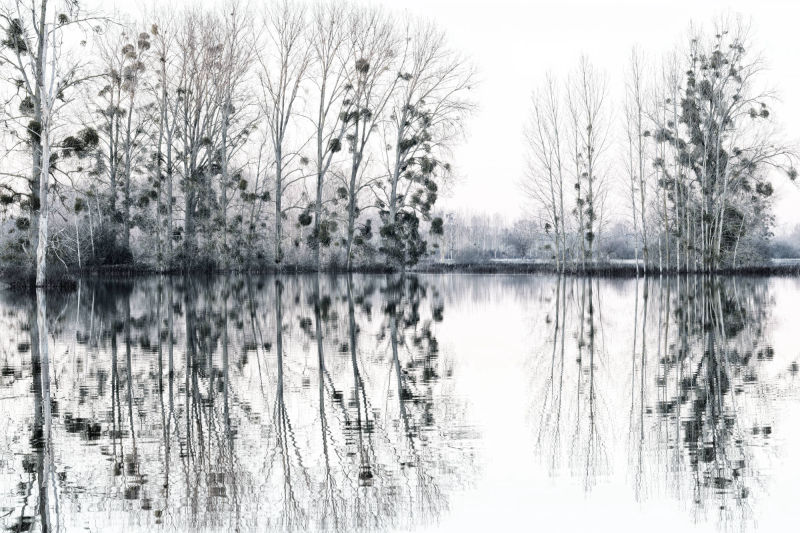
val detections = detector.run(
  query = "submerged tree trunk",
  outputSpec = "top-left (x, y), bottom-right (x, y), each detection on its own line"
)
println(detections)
top-left (34, 287), bottom-right (52, 532)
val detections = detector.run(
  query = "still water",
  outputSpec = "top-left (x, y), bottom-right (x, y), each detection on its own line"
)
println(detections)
top-left (1, 274), bottom-right (799, 532)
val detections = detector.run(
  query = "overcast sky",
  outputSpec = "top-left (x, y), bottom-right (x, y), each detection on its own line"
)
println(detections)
top-left (367, 0), bottom-right (800, 234)
top-left (108, 0), bottom-right (800, 234)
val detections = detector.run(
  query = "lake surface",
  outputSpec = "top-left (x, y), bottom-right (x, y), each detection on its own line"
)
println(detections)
top-left (2, 274), bottom-right (800, 532)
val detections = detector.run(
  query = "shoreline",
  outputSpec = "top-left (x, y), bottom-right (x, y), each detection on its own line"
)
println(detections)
top-left (5, 260), bottom-right (800, 291)
top-left (410, 261), bottom-right (800, 277)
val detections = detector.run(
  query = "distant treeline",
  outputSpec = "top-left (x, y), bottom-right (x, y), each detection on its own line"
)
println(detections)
top-left (436, 213), bottom-right (800, 266)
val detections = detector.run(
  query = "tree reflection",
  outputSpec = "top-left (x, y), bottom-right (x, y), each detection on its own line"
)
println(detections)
top-left (0, 275), bottom-right (474, 532)
top-left (657, 276), bottom-right (771, 521)
top-left (532, 274), bottom-right (781, 525)
top-left (534, 275), bottom-right (609, 488)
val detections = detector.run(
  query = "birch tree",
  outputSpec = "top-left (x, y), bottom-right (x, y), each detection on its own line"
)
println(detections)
top-left (0, 0), bottom-right (96, 285)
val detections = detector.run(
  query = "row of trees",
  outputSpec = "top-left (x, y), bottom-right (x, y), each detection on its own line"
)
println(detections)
top-left (523, 58), bottom-right (609, 271)
top-left (0, 0), bottom-right (474, 285)
top-left (524, 18), bottom-right (796, 272)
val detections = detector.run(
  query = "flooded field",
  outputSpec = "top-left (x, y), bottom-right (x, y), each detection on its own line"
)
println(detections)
top-left (2, 274), bottom-right (799, 532)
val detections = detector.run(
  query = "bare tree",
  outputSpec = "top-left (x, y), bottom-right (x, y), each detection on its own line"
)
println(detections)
top-left (0, 0), bottom-right (98, 285)
top-left (339, 7), bottom-right (399, 269)
top-left (623, 48), bottom-right (649, 272)
top-left (95, 25), bottom-right (126, 241)
top-left (213, 1), bottom-right (255, 268)
top-left (147, 13), bottom-right (179, 269)
top-left (305, 2), bottom-right (353, 269)
top-left (661, 50), bottom-right (686, 272)
top-left (567, 57), bottom-right (608, 267)
top-left (649, 18), bottom-right (795, 270)
top-left (524, 74), bottom-right (568, 270)
top-left (118, 26), bottom-right (151, 251)
top-left (174, 9), bottom-right (221, 267)
top-left (257, 0), bottom-right (310, 266)
top-left (378, 19), bottom-right (474, 268)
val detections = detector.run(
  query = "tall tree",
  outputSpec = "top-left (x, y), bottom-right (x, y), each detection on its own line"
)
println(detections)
top-left (96, 24), bottom-right (152, 255)
top-left (302, 1), bottom-right (353, 269)
top-left (567, 57), bottom-right (608, 266)
top-left (174, 9), bottom-right (220, 268)
top-left (0, 0), bottom-right (96, 285)
top-left (652, 20), bottom-right (795, 270)
top-left (340, 7), bottom-right (398, 269)
top-left (213, 2), bottom-right (255, 268)
top-left (623, 48), bottom-right (649, 272)
top-left (525, 74), bottom-right (569, 270)
top-left (378, 20), bottom-right (473, 269)
top-left (257, 0), bottom-right (310, 266)
top-left (147, 14), bottom-right (179, 269)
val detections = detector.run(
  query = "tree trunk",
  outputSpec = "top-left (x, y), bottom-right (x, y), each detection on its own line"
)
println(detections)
top-left (220, 100), bottom-right (230, 269)
top-left (346, 119), bottom-right (362, 271)
top-left (123, 98), bottom-right (134, 251)
top-left (346, 165), bottom-right (357, 270)
top-left (314, 167), bottom-right (323, 269)
top-left (35, 102), bottom-right (50, 287)
top-left (274, 143), bottom-right (283, 265)
top-left (166, 137), bottom-right (174, 268)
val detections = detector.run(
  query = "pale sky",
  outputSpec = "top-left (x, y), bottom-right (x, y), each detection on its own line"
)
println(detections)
top-left (368, 0), bottom-right (800, 234)
top-left (101, 0), bottom-right (800, 235)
